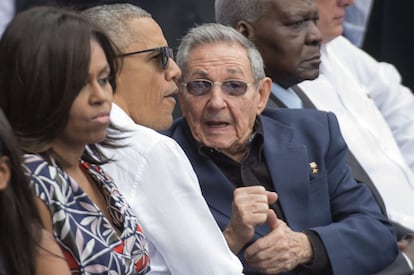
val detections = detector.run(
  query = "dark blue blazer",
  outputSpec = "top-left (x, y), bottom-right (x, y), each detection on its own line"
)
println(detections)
top-left (166, 109), bottom-right (398, 275)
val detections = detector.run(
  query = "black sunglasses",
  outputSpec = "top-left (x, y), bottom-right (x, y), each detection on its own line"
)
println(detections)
top-left (118, 46), bottom-right (174, 70)
top-left (181, 79), bottom-right (252, 96)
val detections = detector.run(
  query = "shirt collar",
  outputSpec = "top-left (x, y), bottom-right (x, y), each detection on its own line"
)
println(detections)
top-left (271, 82), bottom-right (303, 109)
top-left (109, 103), bottom-right (136, 128)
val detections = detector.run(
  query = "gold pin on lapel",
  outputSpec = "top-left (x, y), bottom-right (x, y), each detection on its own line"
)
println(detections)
top-left (309, 162), bottom-right (319, 175)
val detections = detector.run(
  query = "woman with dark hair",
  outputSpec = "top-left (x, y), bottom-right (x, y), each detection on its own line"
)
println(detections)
top-left (0, 6), bottom-right (150, 274)
top-left (0, 108), bottom-right (70, 275)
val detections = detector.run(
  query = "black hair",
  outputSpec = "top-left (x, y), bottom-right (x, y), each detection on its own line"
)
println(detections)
top-left (0, 6), bottom-right (120, 164)
top-left (0, 108), bottom-right (42, 275)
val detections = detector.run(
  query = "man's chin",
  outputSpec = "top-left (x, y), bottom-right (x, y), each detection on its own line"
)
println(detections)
top-left (298, 70), bottom-right (320, 82)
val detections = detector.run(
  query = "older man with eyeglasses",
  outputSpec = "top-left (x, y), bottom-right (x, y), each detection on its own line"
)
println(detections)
top-left (166, 23), bottom-right (398, 275)
top-left (83, 4), bottom-right (243, 275)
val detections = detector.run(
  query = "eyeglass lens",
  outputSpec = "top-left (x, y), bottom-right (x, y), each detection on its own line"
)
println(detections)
top-left (160, 47), bottom-right (174, 69)
top-left (185, 80), bottom-right (249, 96)
top-left (119, 47), bottom-right (174, 70)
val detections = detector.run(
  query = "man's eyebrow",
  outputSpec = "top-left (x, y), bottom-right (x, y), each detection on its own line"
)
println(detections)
top-left (189, 70), bottom-right (209, 78)
top-left (226, 68), bottom-right (244, 75)
top-left (187, 68), bottom-right (246, 79)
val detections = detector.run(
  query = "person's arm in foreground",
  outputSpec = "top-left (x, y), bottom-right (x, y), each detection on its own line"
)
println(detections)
top-left (224, 185), bottom-right (313, 273)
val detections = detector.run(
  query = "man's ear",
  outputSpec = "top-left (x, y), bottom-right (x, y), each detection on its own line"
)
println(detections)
top-left (236, 20), bottom-right (255, 41)
top-left (256, 77), bottom-right (272, 114)
top-left (0, 156), bottom-right (10, 190)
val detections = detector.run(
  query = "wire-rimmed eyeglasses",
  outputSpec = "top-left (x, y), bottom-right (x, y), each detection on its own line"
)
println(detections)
top-left (181, 79), bottom-right (252, 96)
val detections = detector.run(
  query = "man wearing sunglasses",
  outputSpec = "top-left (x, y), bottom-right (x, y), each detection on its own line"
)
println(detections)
top-left (83, 4), bottom-right (243, 275)
top-left (166, 23), bottom-right (397, 274)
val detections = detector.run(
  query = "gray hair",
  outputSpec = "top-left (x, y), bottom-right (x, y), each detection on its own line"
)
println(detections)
top-left (215, 0), bottom-right (269, 27)
top-left (82, 3), bottom-right (151, 52)
top-left (176, 23), bottom-right (265, 84)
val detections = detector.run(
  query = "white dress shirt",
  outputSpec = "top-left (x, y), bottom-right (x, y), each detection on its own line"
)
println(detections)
top-left (299, 36), bottom-right (414, 230)
top-left (102, 104), bottom-right (243, 275)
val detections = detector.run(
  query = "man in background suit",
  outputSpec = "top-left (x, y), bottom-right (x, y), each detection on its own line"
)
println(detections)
top-left (166, 22), bottom-right (397, 274)
top-left (216, 0), bottom-right (322, 110)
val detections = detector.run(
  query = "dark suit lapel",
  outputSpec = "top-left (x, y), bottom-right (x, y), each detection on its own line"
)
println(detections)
top-left (267, 92), bottom-right (287, 108)
top-left (197, 158), bottom-right (236, 221)
top-left (272, 84), bottom-right (388, 217)
top-left (261, 116), bottom-right (311, 231)
top-left (266, 84), bottom-right (315, 110)
top-left (290, 84), bottom-right (316, 109)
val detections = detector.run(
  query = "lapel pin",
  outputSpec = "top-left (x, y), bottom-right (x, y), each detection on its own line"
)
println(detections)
top-left (309, 162), bottom-right (319, 175)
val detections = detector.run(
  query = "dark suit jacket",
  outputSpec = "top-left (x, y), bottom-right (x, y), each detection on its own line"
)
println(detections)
top-left (166, 109), bottom-right (397, 274)
top-left (266, 88), bottom-right (412, 275)
top-left (267, 87), bottom-right (412, 238)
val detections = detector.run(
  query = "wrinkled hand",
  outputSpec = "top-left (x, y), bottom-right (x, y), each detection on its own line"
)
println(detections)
top-left (223, 186), bottom-right (277, 254)
top-left (244, 210), bottom-right (313, 274)
top-left (399, 233), bottom-right (414, 264)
